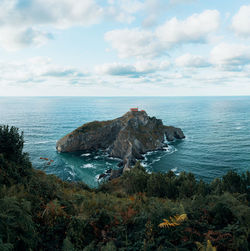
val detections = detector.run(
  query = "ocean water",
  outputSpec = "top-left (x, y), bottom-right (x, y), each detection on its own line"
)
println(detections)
top-left (0, 96), bottom-right (249, 186)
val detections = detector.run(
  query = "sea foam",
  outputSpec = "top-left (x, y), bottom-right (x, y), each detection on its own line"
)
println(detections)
top-left (81, 153), bottom-right (91, 157)
top-left (81, 163), bottom-right (95, 169)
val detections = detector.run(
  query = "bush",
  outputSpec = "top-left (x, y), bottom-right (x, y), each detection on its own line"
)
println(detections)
top-left (222, 170), bottom-right (249, 194)
top-left (0, 197), bottom-right (37, 250)
top-left (121, 162), bottom-right (149, 194)
top-left (176, 172), bottom-right (197, 198)
top-left (146, 172), bottom-right (169, 198)
top-left (0, 125), bottom-right (25, 163)
top-left (0, 126), bottom-right (31, 186)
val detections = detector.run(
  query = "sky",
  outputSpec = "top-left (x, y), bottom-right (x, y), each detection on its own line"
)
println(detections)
top-left (1, 0), bottom-right (250, 96)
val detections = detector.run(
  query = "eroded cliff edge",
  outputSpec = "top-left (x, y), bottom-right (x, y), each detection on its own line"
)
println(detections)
top-left (56, 110), bottom-right (185, 172)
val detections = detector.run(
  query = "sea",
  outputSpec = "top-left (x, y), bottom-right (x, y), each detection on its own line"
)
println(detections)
top-left (0, 96), bottom-right (249, 187)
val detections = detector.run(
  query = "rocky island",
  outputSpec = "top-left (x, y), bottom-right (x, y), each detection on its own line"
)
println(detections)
top-left (56, 109), bottom-right (185, 176)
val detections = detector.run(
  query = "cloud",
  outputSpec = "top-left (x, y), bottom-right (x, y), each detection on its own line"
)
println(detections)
top-left (106, 0), bottom-right (144, 23)
top-left (0, 27), bottom-right (53, 51)
top-left (0, 0), bottom-right (103, 28)
top-left (141, 0), bottom-right (198, 28)
top-left (95, 63), bottom-right (137, 76)
top-left (135, 60), bottom-right (170, 72)
top-left (95, 60), bottom-right (170, 76)
top-left (0, 0), bottom-right (221, 52)
top-left (232, 5), bottom-right (250, 37)
top-left (2, 56), bottom-right (250, 96)
top-left (156, 10), bottom-right (220, 44)
top-left (0, 57), bottom-right (87, 84)
top-left (176, 42), bottom-right (250, 71)
top-left (106, 0), bottom-right (197, 28)
top-left (42, 69), bottom-right (85, 78)
top-left (141, 0), bottom-right (168, 27)
top-left (105, 10), bottom-right (220, 58)
top-left (210, 42), bottom-right (250, 70)
top-left (0, 0), bottom-right (147, 50)
top-left (105, 28), bottom-right (163, 58)
top-left (0, 0), bottom-right (103, 50)
top-left (175, 53), bottom-right (210, 68)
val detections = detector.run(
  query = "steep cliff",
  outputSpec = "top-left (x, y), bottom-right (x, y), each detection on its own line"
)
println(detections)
top-left (56, 110), bottom-right (185, 170)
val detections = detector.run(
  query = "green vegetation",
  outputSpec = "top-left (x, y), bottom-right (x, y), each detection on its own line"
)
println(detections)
top-left (60, 120), bottom-right (113, 142)
top-left (77, 120), bottom-right (113, 133)
top-left (0, 126), bottom-right (249, 250)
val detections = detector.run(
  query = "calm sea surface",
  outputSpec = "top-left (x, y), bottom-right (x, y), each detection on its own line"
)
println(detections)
top-left (0, 97), bottom-right (249, 186)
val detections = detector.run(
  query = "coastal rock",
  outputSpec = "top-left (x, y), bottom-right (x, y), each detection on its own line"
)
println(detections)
top-left (56, 110), bottom-right (185, 171)
top-left (164, 126), bottom-right (185, 141)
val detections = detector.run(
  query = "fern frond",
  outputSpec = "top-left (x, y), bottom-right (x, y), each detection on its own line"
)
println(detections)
top-left (159, 219), bottom-right (171, 228)
top-left (175, 214), bottom-right (188, 222)
top-left (158, 214), bottom-right (187, 228)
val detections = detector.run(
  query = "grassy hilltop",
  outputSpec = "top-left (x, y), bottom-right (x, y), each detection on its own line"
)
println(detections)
top-left (0, 126), bottom-right (249, 251)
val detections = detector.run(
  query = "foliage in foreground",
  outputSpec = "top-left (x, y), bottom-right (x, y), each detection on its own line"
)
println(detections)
top-left (0, 126), bottom-right (249, 251)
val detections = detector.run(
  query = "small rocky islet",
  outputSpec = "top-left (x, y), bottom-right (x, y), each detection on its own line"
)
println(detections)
top-left (56, 109), bottom-right (185, 178)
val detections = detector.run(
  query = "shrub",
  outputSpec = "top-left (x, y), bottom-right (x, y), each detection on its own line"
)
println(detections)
top-left (0, 125), bottom-right (25, 163)
top-left (176, 172), bottom-right (197, 198)
top-left (146, 172), bottom-right (169, 198)
top-left (0, 126), bottom-right (31, 186)
top-left (0, 197), bottom-right (37, 250)
top-left (222, 170), bottom-right (248, 194)
top-left (121, 162), bottom-right (149, 194)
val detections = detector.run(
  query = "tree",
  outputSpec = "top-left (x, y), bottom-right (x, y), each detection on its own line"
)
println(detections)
top-left (0, 125), bottom-right (31, 186)
top-left (122, 162), bottom-right (149, 194)
top-left (0, 125), bottom-right (24, 163)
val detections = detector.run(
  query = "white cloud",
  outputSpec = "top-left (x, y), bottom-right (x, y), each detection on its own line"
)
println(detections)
top-left (210, 42), bottom-right (250, 70)
top-left (1, 56), bottom-right (250, 96)
top-left (135, 60), bottom-right (170, 72)
top-left (105, 28), bottom-right (163, 58)
top-left (141, 0), bottom-right (198, 28)
top-left (0, 27), bottom-right (52, 51)
top-left (0, 0), bottom-right (103, 50)
top-left (106, 0), bottom-right (144, 23)
top-left (156, 10), bottom-right (220, 44)
top-left (0, 0), bottom-right (103, 28)
top-left (95, 63), bottom-right (137, 76)
top-left (105, 10), bottom-right (220, 59)
top-left (95, 60), bottom-right (170, 76)
top-left (232, 5), bottom-right (250, 37)
top-left (141, 0), bottom-right (167, 27)
top-left (0, 0), bottom-right (149, 50)
top-left (175, 53), bottom-right (210, 68)
top-left (0, 57), bottom-right (87, 84)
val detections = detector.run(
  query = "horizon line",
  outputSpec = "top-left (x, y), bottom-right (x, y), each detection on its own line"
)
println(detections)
top-left (1, 95), bottom-right (250, 98)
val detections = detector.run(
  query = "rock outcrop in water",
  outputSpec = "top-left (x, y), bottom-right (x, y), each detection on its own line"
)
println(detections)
top-left (56, 110), bottom-right (185, 172)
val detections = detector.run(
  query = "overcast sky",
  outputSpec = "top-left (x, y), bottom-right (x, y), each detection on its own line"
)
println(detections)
top-left (1, 0), bottom-right (250, 96)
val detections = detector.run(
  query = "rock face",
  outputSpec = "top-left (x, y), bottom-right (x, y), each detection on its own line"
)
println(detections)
top-left (56, 110), bottom-right (185, 170)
